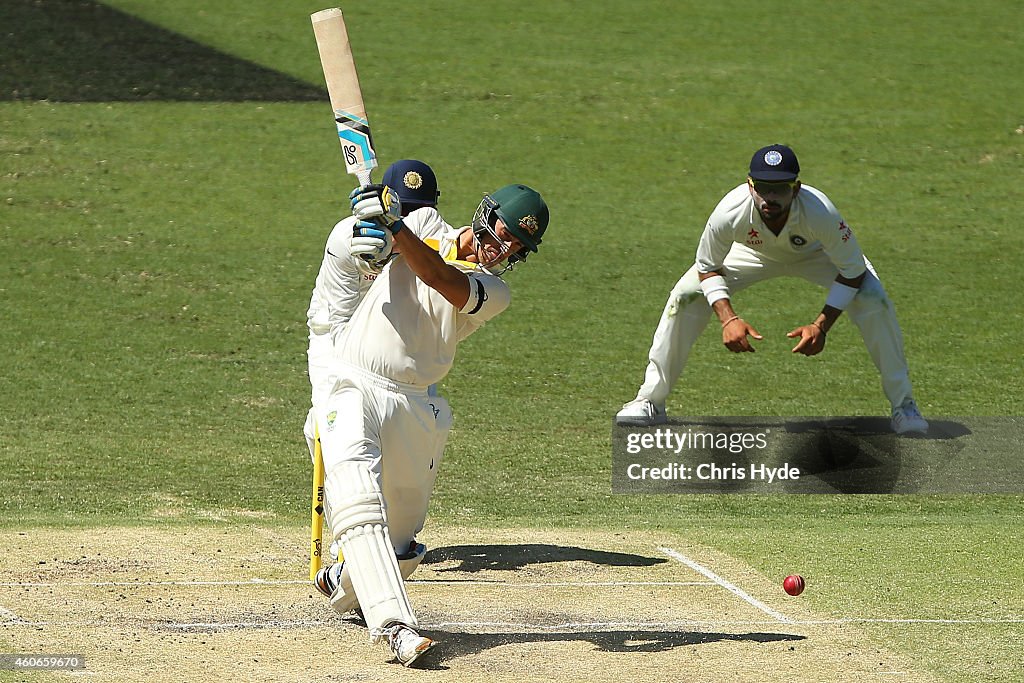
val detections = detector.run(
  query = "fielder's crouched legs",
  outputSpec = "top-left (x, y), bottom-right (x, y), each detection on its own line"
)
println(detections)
top-left (325, 461), bottom-right (418, 637)
top-left (842, 268), bottom-right (914, 409)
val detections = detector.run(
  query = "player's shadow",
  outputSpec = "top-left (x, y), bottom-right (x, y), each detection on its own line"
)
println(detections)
top-left (412, 629), bottom-right (806, 669)
top-left (423, 544), bottom-right (667, 573)
top-left (783, 417), bottom-right (970, 441)
top-left (1, 0), bottom-right (324, 101)
top-left (779, 417), bottom-right (974, 493)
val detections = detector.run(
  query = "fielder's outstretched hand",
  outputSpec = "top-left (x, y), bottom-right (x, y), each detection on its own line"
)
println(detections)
top-left (788, 324), bottom-right (827, 356)
top-left (722, 317), bottom-right (763, 353)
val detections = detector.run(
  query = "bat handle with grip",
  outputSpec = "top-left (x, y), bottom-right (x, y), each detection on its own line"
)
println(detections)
top-left (356, 170), bottom-right (371, 187)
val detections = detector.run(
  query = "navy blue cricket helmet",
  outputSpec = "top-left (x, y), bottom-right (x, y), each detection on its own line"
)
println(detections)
top-left (382, 160), bottom-right (440, 214)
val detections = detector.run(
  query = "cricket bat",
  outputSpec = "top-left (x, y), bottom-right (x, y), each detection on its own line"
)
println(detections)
top-left (310, 7), bottom-right (372, 581)
top-left (311, 7), bottom-right (378, 186)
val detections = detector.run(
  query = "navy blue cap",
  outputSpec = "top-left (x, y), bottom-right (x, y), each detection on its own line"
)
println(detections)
top-left (748, 144), bottom-right (800, 181)
top-left (382, 160), bottom-right (439, 211)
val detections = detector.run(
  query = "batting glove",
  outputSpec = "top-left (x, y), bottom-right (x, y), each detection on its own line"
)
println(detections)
top-left (350, 184), bottom-right (403, 231)
top-left (350, 220), bottom-right (394, 263)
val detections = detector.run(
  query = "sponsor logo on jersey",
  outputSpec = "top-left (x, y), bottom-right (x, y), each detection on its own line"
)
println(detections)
top-left (839, 220), bottom-right (852, 242)
top-left (746, 227), bottom-right (763, 247)
top-left (325, 410), bottom-right (337, 432)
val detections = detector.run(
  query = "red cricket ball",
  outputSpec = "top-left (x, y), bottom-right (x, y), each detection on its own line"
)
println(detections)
top-left (783, 574), bottom-right (805, 596)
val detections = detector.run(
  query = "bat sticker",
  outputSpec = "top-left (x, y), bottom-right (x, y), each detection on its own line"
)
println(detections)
top-left (334, 109), bottom-right (376, 174)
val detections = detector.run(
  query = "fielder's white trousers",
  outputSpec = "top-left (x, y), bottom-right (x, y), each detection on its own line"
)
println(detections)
top-left (635, 244), bottom-right (914, 410)
top-left (304, 329), bottom-right (334, 462)
top-left (304, 329), bottom-right (344, 559)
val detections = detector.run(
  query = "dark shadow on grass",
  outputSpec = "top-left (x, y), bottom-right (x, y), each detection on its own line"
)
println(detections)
top-left (0, 0), bottom-right (324, 101)
top-left (423, 544), bottom-right (667, 573)
top-left (782, 416), bottom-right (971, 441)
top-left (410, 629), bottom-right (806, 669)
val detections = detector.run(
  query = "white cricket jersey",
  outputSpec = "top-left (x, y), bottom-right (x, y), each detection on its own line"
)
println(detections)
top-left (335, 209), bottom-right (511, 387)
top-left (306, 214), bottom-right (383, 339)
top-left (696, 183), bottom-right (866, 279)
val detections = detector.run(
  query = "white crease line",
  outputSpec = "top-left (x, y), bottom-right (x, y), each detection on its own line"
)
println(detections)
top-left (813, 618), bottom-right (1024, 624)
top-left (412, 580), bottom-right (716, 587)
top-left (428, 620), bottom-right (765, 630)
top-left (437, 617), bottom-right (1024, 627)
top-left (0, 579), bottom-right (713, 589)
top-left (0, 605), bottom-right (19, 622)
top-left (4, 617), bottom-right (1023, 630)
top-left (0, 579), bottom-right (309, 587)
top-left (659, 547), bottom-right (792, 624)
top-left (157, 620), bottom-right (323, 630)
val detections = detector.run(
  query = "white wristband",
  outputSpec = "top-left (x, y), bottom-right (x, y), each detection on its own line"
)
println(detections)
top-left (825, 282), bottom-right (859, 310)
top-left (699, 274), bottom-right (730, 306)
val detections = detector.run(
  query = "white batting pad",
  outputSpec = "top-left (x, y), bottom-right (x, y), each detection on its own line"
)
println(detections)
top-left (326, 462), bottom-right (416, 633)
top-left (330, 542), bottom-right (427, 615)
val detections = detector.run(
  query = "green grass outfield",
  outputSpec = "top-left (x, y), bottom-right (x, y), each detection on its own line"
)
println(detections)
top-left (2, 0), bottom-right (1022, 680)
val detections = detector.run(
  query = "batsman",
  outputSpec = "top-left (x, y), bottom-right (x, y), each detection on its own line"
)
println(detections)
top-left (304, 159), bottom-right (440, 567)
top-left (314, 181), bottom-right (551, 666)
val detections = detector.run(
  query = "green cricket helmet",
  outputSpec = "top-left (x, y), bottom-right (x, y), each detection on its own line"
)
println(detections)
top-left (471, 184), bottom-right (549, 269)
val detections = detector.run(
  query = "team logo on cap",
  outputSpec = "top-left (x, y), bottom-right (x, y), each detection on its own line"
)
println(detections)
top-left (764, 150), bottom-right (784, 166)
top-left (403, 171), bottom-right (423, 190)
top-left (519, 215), bottom-right (539, 236)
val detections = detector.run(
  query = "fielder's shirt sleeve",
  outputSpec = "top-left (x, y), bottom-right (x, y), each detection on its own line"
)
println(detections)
top-left (696, 184), bottom-right (749, 273)
top-left (306, 216), bottom-right (379, 339)
top-left (798, 186), bottom-right (867, 279)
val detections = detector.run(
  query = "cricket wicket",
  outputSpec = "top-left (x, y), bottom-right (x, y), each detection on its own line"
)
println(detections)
top-left (309, 429), bottom-right (325, 581)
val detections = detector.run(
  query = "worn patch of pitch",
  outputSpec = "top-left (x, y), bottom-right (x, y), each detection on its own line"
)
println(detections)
top-left (0, 526), bottom-right (942, 683)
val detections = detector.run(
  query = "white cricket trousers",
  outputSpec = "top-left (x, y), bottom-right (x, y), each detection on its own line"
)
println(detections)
top-left (635, 244), bottom-right (914, 410)
top-left (317, 363), bottom-right (452, 557)
top-left (303, 329), bottom-right (334, 461)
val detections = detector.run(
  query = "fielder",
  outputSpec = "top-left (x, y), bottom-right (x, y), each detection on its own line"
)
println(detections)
top-left (314, 182), bottom-right (550, 666)
top-left (304, 160), bottom-right (439, 561)
top-left (616, 144), bottom-right (928, 435)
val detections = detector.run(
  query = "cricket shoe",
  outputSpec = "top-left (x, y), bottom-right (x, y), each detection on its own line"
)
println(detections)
top-left (615, 398), bottom-right (668, 427)
top-left (314, 562), bottom-right (343, 598)
top-left (382, 623), bottom-right (436, 667)
top-left (891, 399), bottom-right (928, 435)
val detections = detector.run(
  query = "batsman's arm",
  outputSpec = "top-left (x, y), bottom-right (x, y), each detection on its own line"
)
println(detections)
top-left (390, 224), bottom-right (471, 308)
top-left (350, 185), bottom-right (473, 308)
